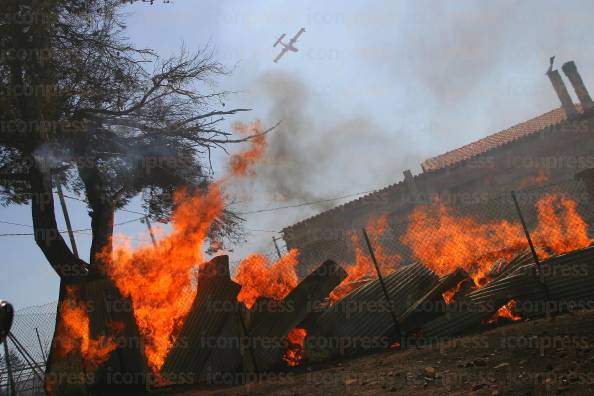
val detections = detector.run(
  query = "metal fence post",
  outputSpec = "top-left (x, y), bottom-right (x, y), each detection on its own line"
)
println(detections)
top-left (511, 191), bottom-right (541, 271)
top-left (361, 228), bottom-right (400, 334)
top-left (34, 327), bottom-right (47, 364)
top-left (511, 191), bottom-right (551, 301)
top-left (8, 333), bottom-right (45, 384)
top-left (3, 339), bottom-right (16, 396)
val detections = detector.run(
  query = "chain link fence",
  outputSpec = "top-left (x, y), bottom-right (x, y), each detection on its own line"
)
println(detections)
top-left (1, 301), bottom-right (56, 395)
top-left (288, 178), bottom-right (594, 288)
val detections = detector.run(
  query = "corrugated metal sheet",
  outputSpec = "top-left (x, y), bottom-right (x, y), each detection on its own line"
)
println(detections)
top-left (161, 256), bottom-right (243, 381)
top-left (420, 272), bottom-right (536, 338)
top-left (309, 262), bottom-right (439, 358)
top-left (517, 246), bottom-right (594, 317)
top-left (398, 268), bottom-right (469, 332)
top-left (249, 260), bottom-right (347, 371)
top-left (422, 246), bottom-right (594, 337)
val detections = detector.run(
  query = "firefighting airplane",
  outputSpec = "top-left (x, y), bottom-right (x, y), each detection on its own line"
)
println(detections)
top-left (273, 28), bottom-right (306, 63)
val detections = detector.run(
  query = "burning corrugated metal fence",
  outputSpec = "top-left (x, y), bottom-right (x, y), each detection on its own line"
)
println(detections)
top-left (152, 246), bottom-right (594, 388)
top-left (41, 176), bottom-right (594, 393)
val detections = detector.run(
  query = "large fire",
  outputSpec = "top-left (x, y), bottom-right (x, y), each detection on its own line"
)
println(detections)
top-left (104, 185), bottom-right (224, 372)
top-left (402, 193), bottom-right (592, 286)
top-left (329, 215), bottom-right (400, 303)
top-left (55, 286), bottom-right (119, 369)
top-left (70, 109), bottom-right (592, 375)
top-left (402, 200), bottom-right (525, 285)
top-left (282, 327), bottom-right (307, 366)
top-left (234, 249), bottom-right (300, 309)
top-left (98, 120), bottom-right (274, 373)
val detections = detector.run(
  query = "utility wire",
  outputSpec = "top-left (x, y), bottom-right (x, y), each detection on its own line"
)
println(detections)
top-left (237, 190), bottom-right (376, 215)
top-left (0, 188), bottom-right (378, 237)
top-left (61, 193), bottom-right (146, 216)
top-left (0, 216), bottom-right (146, 237)
top-left (64, 187), bottom-right (376, 217)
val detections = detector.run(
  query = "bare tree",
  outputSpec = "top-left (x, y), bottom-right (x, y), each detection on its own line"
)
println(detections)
top-left (0, 0), bottom-right (253, 280)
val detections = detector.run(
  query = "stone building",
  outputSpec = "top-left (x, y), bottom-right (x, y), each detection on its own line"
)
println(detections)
top-left (281, 60), bottom-right (594, 274)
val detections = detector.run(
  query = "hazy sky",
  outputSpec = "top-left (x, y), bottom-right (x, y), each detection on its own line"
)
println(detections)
top-left (3, 0), bottom-right (594, 308)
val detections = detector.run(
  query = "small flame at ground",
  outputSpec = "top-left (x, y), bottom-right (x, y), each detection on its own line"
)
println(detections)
top-left (484, 299), bottom-right (522, 324)
top-left (55, 286), bottom-right (119, 369)
top-left (442, 280), bottom-right (469, 304)
top-left (234, 249), bottom-right (300, 309)
top-left (282, 328), bottom-right (307, 366)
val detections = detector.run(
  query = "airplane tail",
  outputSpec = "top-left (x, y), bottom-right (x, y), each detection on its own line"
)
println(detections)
top-left (273, 34), bottom-right (286, 48)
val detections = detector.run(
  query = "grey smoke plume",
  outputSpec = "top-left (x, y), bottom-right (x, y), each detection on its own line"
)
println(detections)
top-left (251, 71), bottom-right (423, 210)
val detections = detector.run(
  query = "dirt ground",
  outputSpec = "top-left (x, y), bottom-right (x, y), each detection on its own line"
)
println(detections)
top-left (160, 309), bottom-right (594, 396)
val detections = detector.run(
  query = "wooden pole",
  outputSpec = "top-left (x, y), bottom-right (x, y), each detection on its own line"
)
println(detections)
top-left (56, 182), bottom-right (79, 258)
top-left (272, 236), bottom-right (282, 259)
top-left (361, 228), bottom-right (400, 333)
top-left (144, 216), bottom-right (157, 247)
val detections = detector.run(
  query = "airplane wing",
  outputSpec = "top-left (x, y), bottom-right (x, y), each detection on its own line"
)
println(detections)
top-left (288, 28), bottom-right (306, 45)
top-left (274, 46), bottom-right (289, 63)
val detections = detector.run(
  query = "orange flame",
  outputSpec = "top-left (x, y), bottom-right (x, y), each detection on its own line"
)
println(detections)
top-left (97, 119), bottom-right (272, 373)
top-left (282, 328), bottom-right (307, 366)
top-left (229, 120), bottom-right (268, 177)
top-left (402, 193), bottom-right (592, 288)
top-left (402, 199), bottom-right (524, 285)
top-left (518, 171), bottom-right (549, 189)
top-left (389, 340), bottom-right (401, 349)
top-left (55, 286), bottom-right (119, 369)
top-left (234, 249), bottom-right (300, 309)
top-left (104, 184), bottom-right (225, 372)
top-left (442, 280), bottom-right (468, 304)
top-left (484, 299), bottom-right (522, 324)
top-left (329, 215), bottom-right (400, 303)
top-left (532, 193), bottom-right (591, 256)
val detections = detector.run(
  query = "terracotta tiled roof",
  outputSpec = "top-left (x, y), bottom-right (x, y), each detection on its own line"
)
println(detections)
top-left (421, 107), bottom-right (572, 172)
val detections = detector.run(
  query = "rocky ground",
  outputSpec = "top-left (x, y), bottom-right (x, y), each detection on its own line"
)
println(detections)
top-left (160, 309), bottom-right (594, 395)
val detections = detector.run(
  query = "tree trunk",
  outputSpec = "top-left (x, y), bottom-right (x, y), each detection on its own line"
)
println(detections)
top-left (79, 165), bottom-right (116, 276)
top-left (30, 163), bottom-right (88, 280)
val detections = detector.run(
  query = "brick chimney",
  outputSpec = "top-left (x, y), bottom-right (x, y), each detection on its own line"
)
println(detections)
top-left (562, 61), bottom-right (594, 113)
top-left (547, 68), bottom-right (578, 118)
